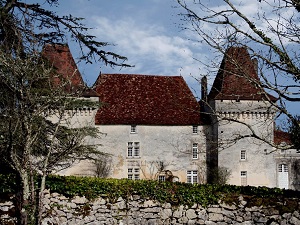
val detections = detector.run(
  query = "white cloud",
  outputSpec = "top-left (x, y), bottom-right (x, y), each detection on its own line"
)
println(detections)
top-left (91, 16), bottom-right (202, 79)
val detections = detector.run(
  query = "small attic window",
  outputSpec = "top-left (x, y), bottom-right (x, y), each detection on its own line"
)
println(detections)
top-left (131, 125), bottom-right (137, 133)
top-left (192, 125), bottom-right (198, 134)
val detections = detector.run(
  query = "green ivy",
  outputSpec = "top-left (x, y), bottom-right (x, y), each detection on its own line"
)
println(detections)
top-left (1, 174), bottom-right (299, 209)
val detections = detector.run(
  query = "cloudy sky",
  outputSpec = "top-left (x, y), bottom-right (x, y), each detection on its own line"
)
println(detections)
top-left (41, 0), bottom-right (296, 109)
top-left (41, 0), bottom-right (216, 98)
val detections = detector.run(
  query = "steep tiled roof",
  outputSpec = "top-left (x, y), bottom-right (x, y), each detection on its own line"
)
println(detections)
top-left (42, 43), bottom-right (99, 97)
top-left (93, 74), bottom-right (201, 125)
top-left (208, 47), bottom-right (276, 101)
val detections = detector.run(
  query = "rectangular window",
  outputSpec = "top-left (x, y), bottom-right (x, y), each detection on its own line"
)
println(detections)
top-left (127, 142), bottom-right (133, 157)
top-left (134, 174), bottom-right (140, 180)
top-left (128, 167), bottom-right (140, 180)
top-left (192, 125), bottom-right (198, 134)
top-left (240, 150), bottom-right (246, 160)
top-left (158, 175), bottom-right (165, 182)
top-left (187, 170), bottom-right (198, 184)
top-left (192, 143), bottom-right (198, 159)
top-left (127, 142), bottom-right (140, 157)
top-left (134, 142), bottom-right (140, 157)
top-left (278, 164), bottom-right (288, 172)
top-left (241, 171), bottom-right (247, 186)
top-left (131, 125), bottom-right (137, 133)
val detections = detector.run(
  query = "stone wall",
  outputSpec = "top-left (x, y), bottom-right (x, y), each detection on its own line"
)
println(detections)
top-left (1, 190), bottom-right (300, 224)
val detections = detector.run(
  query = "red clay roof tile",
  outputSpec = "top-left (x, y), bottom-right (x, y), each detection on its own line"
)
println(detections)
top-left (93, 74), bottom-right (201, 125)
top-left (42, 44), bottom-right (83, 89)
top-left (208, 47), bottom-right (276, 101)
top-left (42, 43), bottom-right (98, 97)
top-left (274, 129), bottom-right (292, 145)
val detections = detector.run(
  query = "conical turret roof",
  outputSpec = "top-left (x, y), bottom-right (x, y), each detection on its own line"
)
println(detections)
top-left (208, 47), bottom-right (276, 101)
top-left (42, 43), bottom-right (99, 97)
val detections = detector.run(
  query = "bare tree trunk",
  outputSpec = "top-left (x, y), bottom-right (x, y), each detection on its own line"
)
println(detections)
top-left (20, 171), bottom-right (30, 225)
top-left (37, 174), bottom-right (46, 225)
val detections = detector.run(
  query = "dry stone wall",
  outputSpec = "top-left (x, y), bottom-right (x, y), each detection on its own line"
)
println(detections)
top-left (1, 190), bottom-right (300, 224)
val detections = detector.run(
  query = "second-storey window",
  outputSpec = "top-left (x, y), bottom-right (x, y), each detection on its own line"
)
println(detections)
top-left (192, 143), bottom-right (198, 159)
top-left (134, 142), bottom-right (140, 157)
top-left (240, 150), bottom-right (246, 160)
top-left (128, 142), bottom-right (140, 157)
top-left (127, 142), bottom-right (133, 157)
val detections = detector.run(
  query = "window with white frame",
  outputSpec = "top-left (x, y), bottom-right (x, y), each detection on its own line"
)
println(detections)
top-left (278, 164), bottom-right (288, 172)
top-left (278, 164), bottom-right (289, 189)
top-left (241, 171), bottom-right (247, 186)
top-left (127, 142), bottom-right (140, 157)
top-left (192, 143), bottom-right (198, 159)
top-left (192, 125), bottom-right (198, 134)
top-left (128, 167), bottom-right (140, 180)
top-left (131, 125), bottom-right (137, 133)
top-left (240, 150), bottom-right (246, 160)
top-left (187, 170), bottom-right (198, 184)
top-left (158, 175), bottom-right (165, 182)
top-left (134, 142), bottom-right (140, 157)
top-left (127, 142), bottom-right (133, 157)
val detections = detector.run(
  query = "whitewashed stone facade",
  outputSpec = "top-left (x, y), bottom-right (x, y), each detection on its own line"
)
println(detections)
top-left (44, 44), bottom-right (300, 190)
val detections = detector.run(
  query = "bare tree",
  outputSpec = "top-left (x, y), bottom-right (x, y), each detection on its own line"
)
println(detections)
top-left (139, 160), bottom-right (178, 181)
top-left (176, 0), bottom-right (300, 148)
top-left (93, 155), bottom-right (112, 178)
top-left (0, 1), bottom-right (130, 224)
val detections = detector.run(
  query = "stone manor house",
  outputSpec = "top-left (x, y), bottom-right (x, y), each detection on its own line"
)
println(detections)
top-left (43, 44), bottom-right (300, 190)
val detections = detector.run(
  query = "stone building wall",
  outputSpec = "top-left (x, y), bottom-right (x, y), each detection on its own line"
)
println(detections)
top-left (1, 190), bottom-right (300, 224)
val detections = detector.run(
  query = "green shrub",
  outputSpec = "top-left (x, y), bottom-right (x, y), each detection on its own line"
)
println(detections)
top-left (1, 174), bottom-right (299, 208)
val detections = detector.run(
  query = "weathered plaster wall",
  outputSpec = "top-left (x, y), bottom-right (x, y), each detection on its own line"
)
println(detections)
top-left (48, 97), bottom-right (99, 128)
top-left (61, 125), bottom-right (208, 183)
top-left (212, 100), bottom-right (278, 187)
top-left (1, 190), bottom-right (300, 225)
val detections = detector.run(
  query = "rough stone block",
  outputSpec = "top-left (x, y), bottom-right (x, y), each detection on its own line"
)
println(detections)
top-left (207, 207), bottom-right (222, 213)
top-left (186, 209), bottom-right (197, 220)
top-left (160, 208), bottom-right (172, 220)
top-left (173, 207), bottom-right (183, 218)
top-left (208, 212), bottom-right (224, 222)
top-left (72, 196), bottom-right (87, 204)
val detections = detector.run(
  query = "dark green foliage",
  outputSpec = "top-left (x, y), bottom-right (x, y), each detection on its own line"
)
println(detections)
top-left (1, 174), bottom-right (300, 210)
top-left (44, 176), bottom-right (300, 207)
top-left (0, 174), bottom-right (17, 194)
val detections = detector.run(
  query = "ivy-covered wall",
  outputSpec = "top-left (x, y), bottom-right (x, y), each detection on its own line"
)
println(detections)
top-left (1, 175), bottom-right (300, 224)
top-left (1, 190), bottom-right (300, 225)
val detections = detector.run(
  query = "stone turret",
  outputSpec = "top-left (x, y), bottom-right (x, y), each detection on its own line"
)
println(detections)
top-left (207, 46), bottom-right (277, 187)
top-left (42, 43), bottom-right (99, 128)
